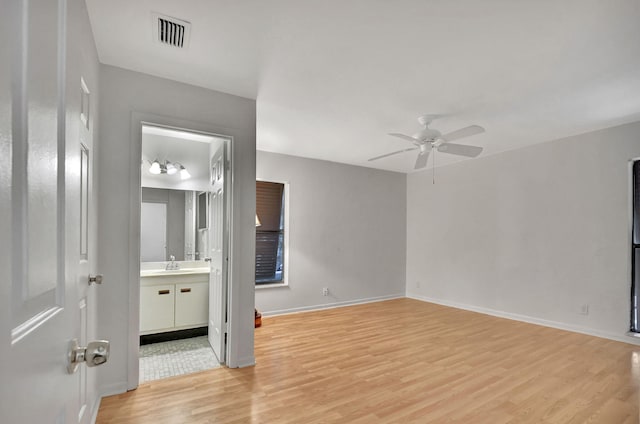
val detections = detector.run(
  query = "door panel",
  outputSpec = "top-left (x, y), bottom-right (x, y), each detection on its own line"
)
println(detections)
top-left (208, 141), bottom-right (228, 363)
top-left (12, 0), bottom-right (63, 330)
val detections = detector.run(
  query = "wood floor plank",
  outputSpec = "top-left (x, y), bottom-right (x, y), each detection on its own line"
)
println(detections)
top-left (96, 298), bottom-right (640, 423)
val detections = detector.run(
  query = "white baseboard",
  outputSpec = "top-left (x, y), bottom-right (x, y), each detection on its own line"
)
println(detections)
top-left (90, 397), bottom-right (101, 424)
top-left (90, 382), bottom-right (128, 424)
top-left (234, 356), bottom-right (256, 368)
top-left (98, 382), bottom-right (130, 398)
top-left (261, 293), bottom-right (405, 317)
top-left (407, 293), bottom-right (640, 346)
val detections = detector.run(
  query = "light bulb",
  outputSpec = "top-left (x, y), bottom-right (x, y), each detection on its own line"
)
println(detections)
top-left (149, 160), bottom-right (161, 174)
top-left (179, 166), bottom-right (191, 180)
top-left (166, 162), bottom-right (177, 175)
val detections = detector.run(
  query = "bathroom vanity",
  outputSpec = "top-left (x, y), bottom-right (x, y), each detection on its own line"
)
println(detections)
top-left (139, 266), bottom-right (210, 335)
top-left (138, 185), bottom-right (212, 335)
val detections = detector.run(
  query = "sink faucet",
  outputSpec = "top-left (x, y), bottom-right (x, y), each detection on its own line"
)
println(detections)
top-left (166, 255), bottom-right (179, 270)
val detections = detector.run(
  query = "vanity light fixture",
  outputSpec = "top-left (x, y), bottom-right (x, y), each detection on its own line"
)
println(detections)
top-left (148, 159), bottom-right (190, 179)
top-left (166, 161), bottom-right (178, 175)
top-left (149, 159), bottom-right (161, 174)
top-left (179, 165), bottom-right (191, 180)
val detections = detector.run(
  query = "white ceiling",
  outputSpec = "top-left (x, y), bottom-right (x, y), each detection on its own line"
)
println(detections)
top-left (86, 0), bottom-right (640, 173)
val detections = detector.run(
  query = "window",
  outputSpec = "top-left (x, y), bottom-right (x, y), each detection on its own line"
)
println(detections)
top-left (256, 181), bottom-right (286, 285)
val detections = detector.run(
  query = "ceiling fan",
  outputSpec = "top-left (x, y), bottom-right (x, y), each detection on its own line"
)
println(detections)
top-left (368, 115), bottom-right (485, 170)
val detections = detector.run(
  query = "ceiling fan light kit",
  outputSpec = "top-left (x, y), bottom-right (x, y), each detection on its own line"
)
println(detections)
top-left (368, 114), bottom-right (485, 172)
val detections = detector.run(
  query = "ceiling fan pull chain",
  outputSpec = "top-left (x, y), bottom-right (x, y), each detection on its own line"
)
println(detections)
top-left (432, 149), bottom-right (436, 185)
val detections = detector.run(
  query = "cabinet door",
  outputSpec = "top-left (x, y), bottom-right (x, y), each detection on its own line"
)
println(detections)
top-left (175, 282), bottom-right (209, 328)
top-left (140, 284), bottom-right (175, 332)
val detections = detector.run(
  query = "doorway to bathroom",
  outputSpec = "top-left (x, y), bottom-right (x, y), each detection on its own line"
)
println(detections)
top-left (137, 123), bottom-right (231, 383)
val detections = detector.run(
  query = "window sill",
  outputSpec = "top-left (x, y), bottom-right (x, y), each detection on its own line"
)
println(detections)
top-left (255, 282), bottom-right (288, 290)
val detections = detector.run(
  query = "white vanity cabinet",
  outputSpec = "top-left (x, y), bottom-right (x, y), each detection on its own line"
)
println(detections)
top-left (140, 272), bottom-right (209, 335)
top-left (140, 284), bottom-right (175, 333)
top-left (175, 282), bottom-right (209, 327)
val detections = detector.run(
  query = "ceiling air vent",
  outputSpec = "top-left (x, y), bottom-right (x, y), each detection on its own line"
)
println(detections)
top-left (153, 13), bottom-right (191, 48)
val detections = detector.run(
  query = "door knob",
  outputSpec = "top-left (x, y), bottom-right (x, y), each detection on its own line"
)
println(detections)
top-left (67, 339), bottom-right (110, 374)
top-left (88, 274), bottom-right (103, 285)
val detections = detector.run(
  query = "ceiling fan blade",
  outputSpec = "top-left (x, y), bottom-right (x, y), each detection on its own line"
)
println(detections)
top-left (440, 125), bottom-right (485, 142)
top-left (388, 133), bottom-right (421, 144)
top-left (437, 143), bottom-right (483, 157)
top-left (414, 150), bottom-right (431, 169)
top-left (368, 147), bottom-right (418, 162)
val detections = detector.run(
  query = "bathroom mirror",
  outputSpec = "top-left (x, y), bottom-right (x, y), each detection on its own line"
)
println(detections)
top-left (140, 187), bottom-right (208, 262)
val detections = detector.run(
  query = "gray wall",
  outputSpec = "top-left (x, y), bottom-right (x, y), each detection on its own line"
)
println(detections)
top-left (406, 121), bottom-right (640, 342)
top-left (97, 65), bottom-right (256, 394)
top-left (141, 188), bottom-right (186, 261)
top-left (256, 151), bottom-right (407, 314)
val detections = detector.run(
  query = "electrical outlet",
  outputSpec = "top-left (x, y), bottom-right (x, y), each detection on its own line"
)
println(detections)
top-left (322, 287), bottom-right (329, 296)
top-left (579, 304), bottom-right (589, 315)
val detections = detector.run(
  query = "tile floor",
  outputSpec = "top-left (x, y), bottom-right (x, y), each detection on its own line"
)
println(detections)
top-left (139, 336), bottom-right (220, 383)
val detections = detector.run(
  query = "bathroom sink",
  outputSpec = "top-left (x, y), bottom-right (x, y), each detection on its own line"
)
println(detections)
top-left (140, 268), bottom-right (210, 277)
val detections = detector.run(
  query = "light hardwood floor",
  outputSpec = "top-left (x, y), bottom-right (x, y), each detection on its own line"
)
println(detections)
top-left (97, 298), bottom-right (640, 423)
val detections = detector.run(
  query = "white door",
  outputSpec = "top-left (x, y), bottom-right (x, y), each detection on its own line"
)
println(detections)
top-left (0, 1), bottom-right (94, 422)
top-left (208, 141), bottom-right (228, 363)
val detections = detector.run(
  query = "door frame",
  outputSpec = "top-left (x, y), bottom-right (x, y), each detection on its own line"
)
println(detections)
top-left (629, 156), bottom-right (640, 334)
top-left (127, 112), bottom-right (235, 389)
